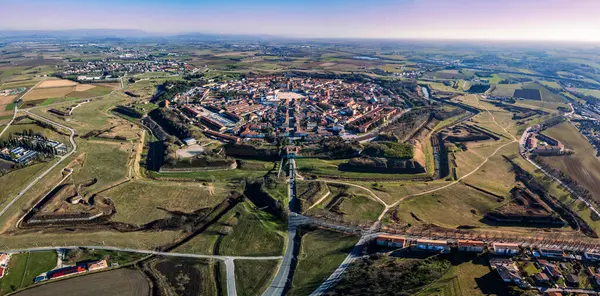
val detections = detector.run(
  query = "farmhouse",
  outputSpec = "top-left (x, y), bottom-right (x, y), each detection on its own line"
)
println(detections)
top-left (457, 240), bottom-right (486, 253)
top-left (87, 259), bottom-right (108, 271)
top-left (375, 235), bottom-right (406, 248)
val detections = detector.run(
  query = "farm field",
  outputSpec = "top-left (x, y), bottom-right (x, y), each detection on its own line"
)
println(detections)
top-left (0, 251), bottom-right (57, 295)
top-left (19, 78), bottom-right (115, 108)
top-left (574, 88), bottom-right (600, 99)
top-left (235, 260), bottom-right (280, 296)
top-left (150, 257), bottom-right (216, 296)
top-left (0, 95), bottom-right (16, 117)
top-left (289, 228), bottom-right (359, 296)
top-left (12, 268), bottom-right (149, 296)
top-left (106, 180), bottom-right (236, 225)
top-left (489, 82), bottom-right (565, 103)
top-left (543, 122), bottom-right (600, 202)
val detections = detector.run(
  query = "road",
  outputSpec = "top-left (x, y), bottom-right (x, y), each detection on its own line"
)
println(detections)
top-left (309, 234), bottom-right (376, 296)
top-left (311, 95), bottom-right (519, 295)
top-left (2, 245), bottom-right (282, 261)
top-left (224, 258), bottom-right (237, 296)
top-left (262, 157), bottom-right (302, 296)
top-left (0, 110), bottom-right (77, 220)
top-left (0, 78), bottom-right (46, 137)
top-left (0, 105), bottom-right (17, 138)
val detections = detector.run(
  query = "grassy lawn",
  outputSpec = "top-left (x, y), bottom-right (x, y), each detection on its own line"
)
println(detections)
top-left (218, 202), bottom-right (286, 256)
top-left (416, 254), bottom-right (505, 296)
top-left (262, 182), bottom-right (288, 203)
top-left (289, 229), bottom-right (359, 296)
top-left (106, 180), bottom-right (236, 225)
top-left (390, 183), bottom-right (505, 229)
top-left (63, 249), bottom-right (146, 266)
top-left (0, 162), bottom-right (54, 205)
top-left (72, 140), bottom-right (130, 195)
top-left (462, 143), bottom-right (518, 197)
top-left (0, 251), bottom-right (57, 295)
top-left (0, 253), bottom-right (28, 295)
top-left (235, 260), bottom-right (280, 296)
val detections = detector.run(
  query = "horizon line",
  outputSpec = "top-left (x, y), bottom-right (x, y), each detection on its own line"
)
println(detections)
top-left (2, 28), bottom-right (600, 44)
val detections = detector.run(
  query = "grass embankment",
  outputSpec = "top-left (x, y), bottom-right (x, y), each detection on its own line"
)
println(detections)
top-left (289, 229), bottom-right (359, 296)
top-left (235, 260), bottom-right (280, 296)
top-left (295, 158), bottom-right (428, 180)
top-left (149, 159), bottom-right (275, 181)
top-left (175, 201), bottom-right (286, 257)
top-left (305, 184), bottom-right (384, 225)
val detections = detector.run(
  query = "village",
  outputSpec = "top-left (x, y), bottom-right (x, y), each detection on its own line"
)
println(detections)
top-left (163, 76), bottom-right (406, 144)
top-left (57, 58), bottom-right (197, 82)
top-left (376, 234), bottom-right (600, 295)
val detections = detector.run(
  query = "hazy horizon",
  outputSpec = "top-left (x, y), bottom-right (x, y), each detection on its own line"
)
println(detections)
top-left (3, 0), bottom-right (600, 42)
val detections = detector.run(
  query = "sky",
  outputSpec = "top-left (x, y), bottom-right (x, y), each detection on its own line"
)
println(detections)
top-left (2, 0), bottom-right (600, 42)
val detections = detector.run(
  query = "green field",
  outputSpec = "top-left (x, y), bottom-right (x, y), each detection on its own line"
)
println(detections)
top-left (416, 254), bottom-right (507, 296)
top-left (543, 122), bottom-right (600, 202)
top-left (218, 202), bottom-right (286, 256)
top-left (305, 184), bottom-right (384, 225)
top-left (289, 229), bottom-right (359, 296)
top-left (235, 260), bottom-right (280, 296)
top-left (72, 140), bottom-right (130, 195)
top-left (105, 180), bottom-right (236, 225)
top-left (389, 183), bottom-right (505, 229)
top-left (0, 251), bottom-right (57, 295)
top-left (4, 103), bottom-right (15, 111)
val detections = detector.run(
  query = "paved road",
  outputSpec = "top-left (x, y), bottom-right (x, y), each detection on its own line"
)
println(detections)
top-left (0, 105), bottom-right (17, 138)
top-left (224, 258), bottom-right (237, 296)
top-left (262, 158), bottom-right (304, 296)
top-left (310, 234), bottom-right (376, 296)
top-left (0, 110), bottom-right (77, 220)
top-left (1, 245), bottom-right (282, 261)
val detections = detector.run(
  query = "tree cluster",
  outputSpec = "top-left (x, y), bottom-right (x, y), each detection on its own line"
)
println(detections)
top-left (329, 255), bottom-right (451, 296)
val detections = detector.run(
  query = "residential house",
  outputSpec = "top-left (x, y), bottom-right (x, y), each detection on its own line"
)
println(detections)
top-left (490, 243), bottom-right (520, 256)
top-left (457, 240), bottom-right (486, 253)
top-left (376, 235), bottom-right (406, 248)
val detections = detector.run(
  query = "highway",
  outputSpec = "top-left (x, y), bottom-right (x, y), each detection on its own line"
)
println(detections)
top-left (0, 110), bottom-right (77, 220)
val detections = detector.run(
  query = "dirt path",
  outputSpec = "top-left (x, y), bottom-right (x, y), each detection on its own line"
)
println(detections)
top-left (374, 95), bottom-right (518, 222)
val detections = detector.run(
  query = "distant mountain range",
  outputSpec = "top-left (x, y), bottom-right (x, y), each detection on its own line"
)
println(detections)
top-left (0, 29), bottom-right (284, 41)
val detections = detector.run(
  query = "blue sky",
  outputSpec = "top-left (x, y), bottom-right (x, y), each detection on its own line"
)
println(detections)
top-left (2, 0), bottom-right (600, 41)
